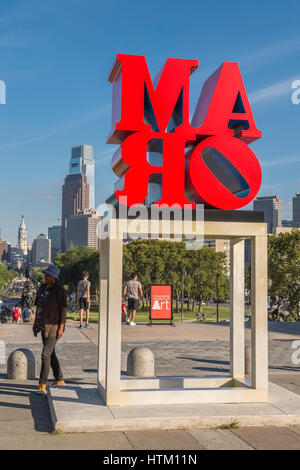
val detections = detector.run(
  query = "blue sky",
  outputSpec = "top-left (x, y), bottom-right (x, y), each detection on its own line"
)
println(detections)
top-left (1, 0), bottom-right (300, 244)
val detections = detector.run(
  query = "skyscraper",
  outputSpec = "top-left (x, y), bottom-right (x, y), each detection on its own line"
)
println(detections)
top-left (66, 209), bottom-right (101, 250)
top-left (61, 174), bottom-right (89, 251)
top-left (293, 192), bottom-right (300, 225)
top-left (69, 145), bottom-right (95, 209)
top-left (48, 225), bottom-right (62, 261)
top-left (253, 194), bottom-right (282, 233)
top-left (18, 216), bottom-right (28, 255)
top-left (32, 234), bottom-right (51, 266)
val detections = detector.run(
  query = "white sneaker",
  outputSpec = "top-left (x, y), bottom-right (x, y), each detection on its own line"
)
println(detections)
top-left (126, 319), bottom-right (130, 325)
top-left (130, 322), bottom-right (136, 326)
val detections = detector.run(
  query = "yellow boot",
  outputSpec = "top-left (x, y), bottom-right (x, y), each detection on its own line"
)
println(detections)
top-left (53, 379), bottom-right (65, 386)
top-left (37, 383), bottom-right (47, 394)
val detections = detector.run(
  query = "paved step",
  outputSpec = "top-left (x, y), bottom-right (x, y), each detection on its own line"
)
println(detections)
top-left (48, 381), bottom-right (300, 433)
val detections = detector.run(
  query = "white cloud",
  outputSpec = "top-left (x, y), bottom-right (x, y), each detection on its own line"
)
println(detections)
top-left (261, 155), bottom-right (300, 168)
top-left (193, 36), bottom-right (300, 83)
top-left (0, 104), bottom-right (110, 150)
top-left (94, 148), bottom-right (115, 165)
top-left (237, 37), bottom-right (300, 72)
top-left (249, 77), bottom-right (297, 104)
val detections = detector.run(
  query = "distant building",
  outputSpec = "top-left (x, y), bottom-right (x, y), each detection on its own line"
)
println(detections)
top-left (61, 174), bottom-right (89, 252)
top-left (201, 239), bottom-right (230, 275)
top-left (48, 225), bottom-right (61, 261)
top-left (0, 238), bottom-right (10, 263)
top-left (69, 145), bottom-right (95, 209)
top-left (253, 194), bottom-right (282, 233)
top-left (66, 209), bottom-right (101, 250)
top-left (18, 216), bottom-right (28, 255)
top-left (10, 246), bottom-right (23, 270)
top-left (293, 193), bottom-right (300, 225)
top-left (215, 239), bottom-right (230, 275)
top-left (282, 219), bottom-right (300, 228)
top-left (32, 234), bottom-right (51, 266)
top-left (274, 227), bottom-right (300, 235)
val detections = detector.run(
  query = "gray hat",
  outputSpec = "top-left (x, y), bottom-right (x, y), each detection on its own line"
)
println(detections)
top-left (42, 264), bottom-right (60, 280)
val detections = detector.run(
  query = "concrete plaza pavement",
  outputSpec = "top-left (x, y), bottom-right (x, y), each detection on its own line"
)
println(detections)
top-left (3, 379), bottom-right (300, 450)
top-left (1, 319), bottom-right (300, 449)
top-left (1, 320), bottom-right (300, 380)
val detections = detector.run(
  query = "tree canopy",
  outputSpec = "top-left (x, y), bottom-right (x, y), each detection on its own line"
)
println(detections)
top-left (53, 241), bottom-right (229, 310)
top-left (0, 263), bottom-right (18, 293)
top-left (31, 267), bottom-right (45, 285)
top-left (268, 230), bottom-right (300, 312)
top-left (55, 246), bottom-right (99, 293)
top-left (123, 240), bottom-right (229, 311)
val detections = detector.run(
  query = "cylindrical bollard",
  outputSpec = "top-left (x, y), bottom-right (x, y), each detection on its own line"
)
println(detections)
top-left (127, 347), bottom-right (155, 377)
top-left (245, 345), bottom-right (251, 376)
top-left (7, 349), bottom-right (36, 380)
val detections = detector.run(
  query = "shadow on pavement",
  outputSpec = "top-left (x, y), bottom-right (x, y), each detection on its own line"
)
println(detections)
top-left (29, 392), bottom-right (53, 433)
top-left (176, 356), bottom-right (230, 373)
top-left (269, 365), bottom-right (300, 371)
top-left (0, 382), bottom-right (53, 433)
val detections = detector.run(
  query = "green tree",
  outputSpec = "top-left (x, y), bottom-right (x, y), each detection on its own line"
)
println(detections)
top-left (268, 230), bottom-right (300, 314)
top-left (31, 267), bottom-right (44, 285)
top-left (123, 239), bottom-right (229, 316)
top-left (0, 263), bottom-right (18, 294)
top-left (55, 246), bottom-right (99, 293)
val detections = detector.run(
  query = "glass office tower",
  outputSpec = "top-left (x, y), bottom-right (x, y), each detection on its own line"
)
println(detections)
top-left (69, 145), bottom-right (95, 209)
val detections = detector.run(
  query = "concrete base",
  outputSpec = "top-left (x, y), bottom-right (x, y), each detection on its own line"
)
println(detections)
top-left (48, 381), bottom-right (300, 433)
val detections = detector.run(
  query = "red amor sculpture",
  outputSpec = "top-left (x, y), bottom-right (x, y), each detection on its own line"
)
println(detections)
top-left (107, 54), bottom-right (262, 210)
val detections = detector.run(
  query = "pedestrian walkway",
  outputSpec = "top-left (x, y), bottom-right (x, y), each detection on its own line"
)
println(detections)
top-left (1, 320), bottom-right (300, 449)
top-left (1, 321), bottom-right (300, 380)
top-left (2, 380), bottom-right (300, 449)
top-left (79, 320), bottom-right (300, 343)
top-left (48, 380), bottom-right (300, 433)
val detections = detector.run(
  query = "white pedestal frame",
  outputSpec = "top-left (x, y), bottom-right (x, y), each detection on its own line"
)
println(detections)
top-left (97, 217), bottom-right (268, 406)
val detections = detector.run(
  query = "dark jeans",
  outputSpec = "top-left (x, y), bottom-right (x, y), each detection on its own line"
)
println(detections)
top-left (39, 334), bottom-right (63, 385)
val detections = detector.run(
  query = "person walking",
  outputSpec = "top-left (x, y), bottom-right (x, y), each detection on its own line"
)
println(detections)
top-left (33, 264), bottom-right (67, 394)
top-left (124, 273), bottom-right (143, 326)
top-left (77, 271), bottom-right (91, 328)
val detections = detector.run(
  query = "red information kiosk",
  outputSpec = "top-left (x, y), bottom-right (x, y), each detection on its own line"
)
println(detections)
top-left (149, 284), bottom-right (174, 326)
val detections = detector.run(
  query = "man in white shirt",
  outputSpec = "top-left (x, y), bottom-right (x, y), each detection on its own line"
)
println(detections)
top-left (123, 273), bottom-right (143, 326)
top-left (77, 271), bottom-right (91, 328)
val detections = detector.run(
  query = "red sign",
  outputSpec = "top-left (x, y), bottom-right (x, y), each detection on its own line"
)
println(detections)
top-left (150, 285), bottom-right (173, 321)
top-left (107, 54), bottom-right (262, 210)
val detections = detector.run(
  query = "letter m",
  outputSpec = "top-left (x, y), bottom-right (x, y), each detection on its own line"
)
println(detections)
top-left (107, 54), bottom-right (198, 144)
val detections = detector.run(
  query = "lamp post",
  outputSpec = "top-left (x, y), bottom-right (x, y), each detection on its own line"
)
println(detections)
top-left (181, 270), bottom-right (186, 323)
top-left (216, 273), bottom-right (220, 323)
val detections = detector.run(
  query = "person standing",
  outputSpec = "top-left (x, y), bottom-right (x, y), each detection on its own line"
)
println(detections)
top-left (22, 307), bottom-right (31, 322)
top-left (33, 264), bottom-right (67, 394)
top-left (124, 273), bottom-right (143, 326)
top-left (77, 271), bottom-right (91, 328)
top-left (12, 304), bottom-right (21, 324)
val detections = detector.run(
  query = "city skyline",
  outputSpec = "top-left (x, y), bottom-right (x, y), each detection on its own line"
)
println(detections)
top-left (1, 1), bottom-right (300, 244)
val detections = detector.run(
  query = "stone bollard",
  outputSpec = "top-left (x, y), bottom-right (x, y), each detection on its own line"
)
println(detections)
top-left (127, 347), bottom-right (155, 377)
top-left (245, 345), bottom-right (251, 376)
top-left (7, 349), bottom-right (36, 380)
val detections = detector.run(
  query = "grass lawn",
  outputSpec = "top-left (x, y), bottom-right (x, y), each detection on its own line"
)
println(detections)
top-left (67, 304), bottom-right (251, 324)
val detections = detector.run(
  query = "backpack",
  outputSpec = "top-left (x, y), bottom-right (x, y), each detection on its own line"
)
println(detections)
top-left (12, 308), bottom-right (20, 320)
top-left (23, 308), bottom-right (30, 318)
